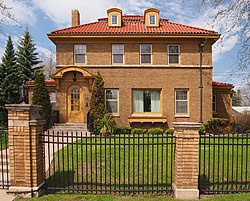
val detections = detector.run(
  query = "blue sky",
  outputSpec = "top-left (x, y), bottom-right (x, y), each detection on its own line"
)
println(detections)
top-left (0, 0), bottom-right (249, 88)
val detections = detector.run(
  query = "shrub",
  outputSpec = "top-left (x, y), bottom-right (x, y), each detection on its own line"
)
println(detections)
top-left (99, 114), bottom-right (115, 136)
top-left (147, 128), bottom-right (164, 135)
top-left (131, 128), bottom-right (147, 134)
top-left (232, 111), bottom-right (250, 133)
top-left (113, 126), bottom-right (131, 134)
top-left (201, 118), bottom-right (237, 134)
top-left (165, 128), bottom-right (174, 135)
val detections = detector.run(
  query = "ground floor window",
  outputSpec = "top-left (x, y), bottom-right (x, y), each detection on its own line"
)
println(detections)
top-left (175, 89), bottom-right (188, 115)
top-left (212, 95), bottom-right (216, 112)
top-left (105, 89), bottom-right (119, 114)
top-left (133, 90), bottom-right (160, 113)
top-left (50, 92), bottom-right (56, 110)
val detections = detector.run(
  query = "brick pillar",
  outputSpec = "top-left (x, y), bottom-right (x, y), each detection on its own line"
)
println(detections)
top-left (5, 104), bottom-right (46, 197)
top-left (172, 122), bottom-right (201, 200)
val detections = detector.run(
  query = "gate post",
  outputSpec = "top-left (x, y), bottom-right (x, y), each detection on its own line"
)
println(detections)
top-left (172, 122), bottom-right (201, 200)
top-left (5, 104), bottom-right (46, 197)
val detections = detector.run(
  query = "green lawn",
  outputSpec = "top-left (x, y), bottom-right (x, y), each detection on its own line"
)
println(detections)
top-left (199, 135), bottom-right (250, 191)
top-left (14, 193), bottom-right (250, 201)
top-left (0, 129), bottom-right (8, 150)
top-left (45, 133), bottom-right (249, 194)
top-left (46, 134), bottom-right (175, 193)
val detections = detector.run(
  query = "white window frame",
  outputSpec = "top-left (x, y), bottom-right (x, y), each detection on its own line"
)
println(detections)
top-left (74, 44), bottom-right (86, 64)
top-left (105, 89), bottom-right (119, 115)
top-left (175, 89), bottom-right (189, 116)
top-left (212, 95), bottom-right (216, 112)
top-left (112, 44), bottom-right (124, 64)
top-left (140, 44), bottom-right (152, 64)
top-left (111, 15), bottom-right (118, 25)
top-left (132, 89), bottom-right (161, 115)
top-left (168, 44), bottom-right (180, 64)
top-left (50, 92), bottom-right (56, 111)
top-left (149, 15), bottom-right (156, 25)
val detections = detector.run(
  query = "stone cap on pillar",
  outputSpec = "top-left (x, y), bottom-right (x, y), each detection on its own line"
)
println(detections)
top-left (172, 122), bottom-right (201, 129)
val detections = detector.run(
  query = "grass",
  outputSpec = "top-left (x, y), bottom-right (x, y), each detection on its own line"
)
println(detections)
top-left (14, 193), bottom-right (250, 201)
top-left (45, 133), bottom-right (249, 194)
top-left (0, 129), bottom-right (8, 150)
top-left (46, 134), bottom-right (175, 193)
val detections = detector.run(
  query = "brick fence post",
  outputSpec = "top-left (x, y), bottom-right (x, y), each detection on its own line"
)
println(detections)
top-left (172, 122), bottom-right (201, 200)
top-left (5, 104), bottom-right (46, 197)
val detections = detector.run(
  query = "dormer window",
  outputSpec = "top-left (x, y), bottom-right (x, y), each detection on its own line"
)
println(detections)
top-left (112, 15), bottom-right (118, 25)
top-left (107, 8), bottom-right (122, 27)
top-left (149, 15), bottom-right (156, 25)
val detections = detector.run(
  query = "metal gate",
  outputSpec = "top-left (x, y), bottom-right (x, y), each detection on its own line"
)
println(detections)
top-left (199, 133), bottom-right (250, 194)
top-left (42, 131), bottom-right (175, 194)
top-left (0, 128), bottom-right (10, 189)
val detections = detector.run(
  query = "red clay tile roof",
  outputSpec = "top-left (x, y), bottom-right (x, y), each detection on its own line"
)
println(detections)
top-left (26, 80), bottom-right (56, 86)
top-left (212, 81), bottom-right (234, 87)
top-left (50, 15), bottom-right (218, 35)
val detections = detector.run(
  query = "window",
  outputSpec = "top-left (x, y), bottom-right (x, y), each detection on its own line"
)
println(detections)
top-left (175, 89), bottom-right (188, 115)
top-left (212, 95), bottom-right (216, 112)
top-left (149, 15), bottom-right (156, 25)
top-left (74, 44), bottom-right (86, 64)
top-left (112, 44), bottom-right (124, 64)
top-left (111, 15), bottom-right (118, 25)
top-left (71, 88), bottom-right (80, 111)
top-left (168, 45), bottom-right (180, 64)
top-left (105, 89), bottom-right (119, 114)
top-left (50, 92), bottom-right (56, 111)
top-left (133, 90), bottom-right (160, 113)
top-left (140, 45), bottom-right (152, 64)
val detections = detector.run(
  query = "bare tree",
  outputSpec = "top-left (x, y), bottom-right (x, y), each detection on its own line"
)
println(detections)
top-left (240, 82), bottom-right (250, 106)
top-left (200, 0), bottom-right (249, 80)
top-left (0, 0), bottom-right (18, 34)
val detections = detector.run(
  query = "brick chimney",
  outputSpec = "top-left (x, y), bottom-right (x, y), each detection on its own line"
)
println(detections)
top-left (72, 9), bottom-right (80, 27)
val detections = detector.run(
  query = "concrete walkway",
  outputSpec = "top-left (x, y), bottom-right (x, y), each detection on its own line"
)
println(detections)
top-left (0, 189), bottom-right (15, 201)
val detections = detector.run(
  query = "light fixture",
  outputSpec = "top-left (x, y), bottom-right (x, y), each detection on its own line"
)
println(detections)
top-left (72, 72), bottom-right (76, 81)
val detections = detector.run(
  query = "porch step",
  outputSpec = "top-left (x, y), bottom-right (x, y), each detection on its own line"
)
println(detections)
top-left (48, 123), bottom-right (88, 132)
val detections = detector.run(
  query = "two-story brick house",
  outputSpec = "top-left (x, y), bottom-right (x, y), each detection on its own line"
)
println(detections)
top-left (28, 8), bottom-right (233, 128)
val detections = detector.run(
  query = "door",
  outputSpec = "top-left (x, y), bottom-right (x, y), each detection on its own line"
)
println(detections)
top-left (67, 85), bottom-right (84, 123)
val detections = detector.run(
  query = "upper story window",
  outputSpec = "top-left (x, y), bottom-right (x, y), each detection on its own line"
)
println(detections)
top-left (212, 95), bottom-right (216, 112)
top-left (133, 90), bottom-right (160, 113)
top-left (74, 44), bottom-right (86, 64)
top-left (140, 44), bottom-right (152, 64)
top-left (149, 15), bottom-right (156, 25)
top-left (111, 15), bottom-right (118, 25)
top-left (105, 89), bottom-right (119, 114)
top-left (112, 44), bottom-right (124, 64)
top-left (168, 45), bottom-right (180, 64)
top-left (175, 89), bottom-right (189, 115)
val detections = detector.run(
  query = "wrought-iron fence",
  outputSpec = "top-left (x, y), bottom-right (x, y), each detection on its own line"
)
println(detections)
top-left (199, 133), bottom-right (250, 194)
top-left (42, 131), bottom-right (175, 194)
top-left (0, 128), bottom-right (9, 189)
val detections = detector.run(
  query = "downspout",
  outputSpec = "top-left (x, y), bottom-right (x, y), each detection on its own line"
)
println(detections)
top-left (199, 39), bottom-right (206, 123)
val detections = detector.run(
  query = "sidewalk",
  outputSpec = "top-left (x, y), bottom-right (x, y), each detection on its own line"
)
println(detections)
top-left (0, 189), bottom-right (15, 201)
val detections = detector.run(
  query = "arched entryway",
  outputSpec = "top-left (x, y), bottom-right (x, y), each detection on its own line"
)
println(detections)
top-left (67, 85), bottom-right (84, 123)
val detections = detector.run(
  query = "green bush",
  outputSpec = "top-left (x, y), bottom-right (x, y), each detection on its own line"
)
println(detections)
top-left (131, 128), bottom-right (147, 134)
top-left (165, 128), bottom-right (174, 135)
top-left (147, 128), bottom-right (164, 135)
top-left (201, 118), bottom-right (237, 134)
top-left (113, 126), bottom-right (131, 134)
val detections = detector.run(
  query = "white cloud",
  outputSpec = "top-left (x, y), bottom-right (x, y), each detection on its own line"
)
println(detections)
top-left (4, 0), bottom-right (36, 26)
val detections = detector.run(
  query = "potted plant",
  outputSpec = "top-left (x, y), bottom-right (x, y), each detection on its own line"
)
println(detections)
top-left (100, 114), bottom-right (114, 137)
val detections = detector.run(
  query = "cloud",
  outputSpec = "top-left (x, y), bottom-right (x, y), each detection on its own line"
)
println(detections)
top-left (4, 0), bottom-right (36, 26)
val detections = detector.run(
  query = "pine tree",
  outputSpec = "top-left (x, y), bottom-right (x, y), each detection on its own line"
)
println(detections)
top-left (32, 70), bottom-right (52, 128)
top-left (0, 36), bottom-right (20, 127)
top-left (16, 29), bottom-right (41, 83)
top-left (89, 71), bottom-right (106, 134)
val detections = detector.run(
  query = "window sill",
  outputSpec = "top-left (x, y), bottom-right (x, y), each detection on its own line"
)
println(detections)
top-left (174, 114), bottom-right (190, 118)
top-left (109, 114), bottom-right (120, 117)
top-left (128, 116), bottom-right (167, 123)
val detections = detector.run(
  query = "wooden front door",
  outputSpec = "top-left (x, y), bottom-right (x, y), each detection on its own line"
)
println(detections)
top-left (67, 85), bottom-right (84, 123)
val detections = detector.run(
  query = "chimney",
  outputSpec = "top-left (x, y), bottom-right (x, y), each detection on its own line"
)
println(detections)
top-left (72, 9), bottom-right (80, 27)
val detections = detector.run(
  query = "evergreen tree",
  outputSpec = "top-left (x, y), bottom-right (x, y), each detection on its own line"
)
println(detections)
top-left (32, 70), bottom-right (52, 128)
top-left (0, 36), bottom-right (19, 127)
top-left (16, 29), bottom-right (41, 83)
top-left (89, 71), bottom-right (106, 134)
